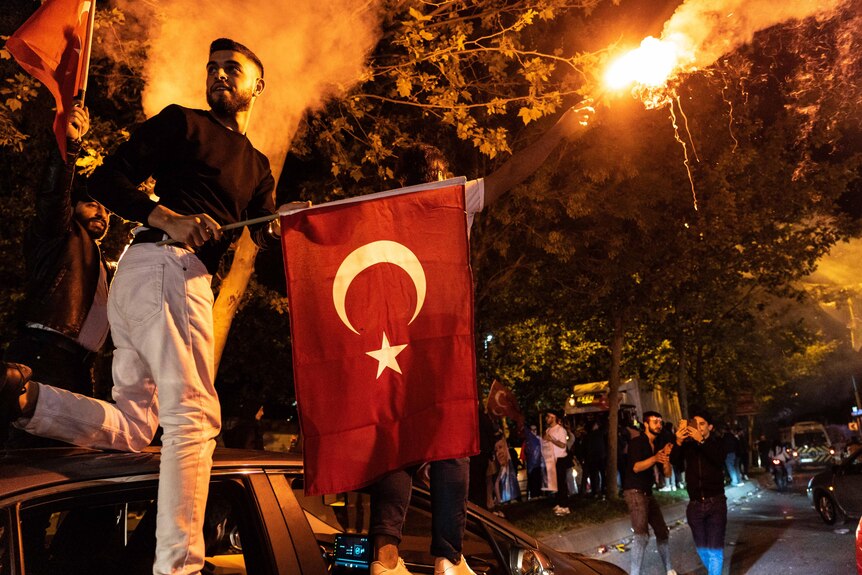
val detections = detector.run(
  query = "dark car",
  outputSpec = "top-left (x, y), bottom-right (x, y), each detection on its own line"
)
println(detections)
top-left (0, 447), bottom-right (624, 575)
top-left (807, 445), bottom-right (862, 525)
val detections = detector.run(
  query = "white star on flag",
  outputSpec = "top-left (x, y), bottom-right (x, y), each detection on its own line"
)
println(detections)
top-left (366, 332), bottom-right (408, 378)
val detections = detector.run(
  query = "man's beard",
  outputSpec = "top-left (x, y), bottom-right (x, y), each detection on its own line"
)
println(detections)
top-left (207, 85), bottom-right (254, 116)
top-left (79, 217), bottom-right (108, 241)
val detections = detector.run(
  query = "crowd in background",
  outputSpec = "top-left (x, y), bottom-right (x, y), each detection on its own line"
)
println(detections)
top-left (467, 406), bottom-right (833, 515)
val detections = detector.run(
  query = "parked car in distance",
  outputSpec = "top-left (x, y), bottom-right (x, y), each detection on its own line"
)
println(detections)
top-left (808, 445), bottom-right (862, 525)
top-left (0, 447), bottom-right (625, 575)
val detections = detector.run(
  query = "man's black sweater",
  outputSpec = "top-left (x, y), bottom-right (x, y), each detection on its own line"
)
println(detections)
top-left (670, 434), bottom-right (726, 500)
top-left (89, 104), bottom-right (275, 274)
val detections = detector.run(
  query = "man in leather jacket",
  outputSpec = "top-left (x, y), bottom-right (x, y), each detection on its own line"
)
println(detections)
top-left (3, 105), bottom-right (110, 448)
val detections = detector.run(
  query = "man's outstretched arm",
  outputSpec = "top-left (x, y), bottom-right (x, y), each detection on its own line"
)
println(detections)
top-left (483, 101), bottom-right (595, 207)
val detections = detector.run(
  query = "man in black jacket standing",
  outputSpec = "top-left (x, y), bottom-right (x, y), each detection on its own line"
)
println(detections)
top-left (3, 105), bottom-right (110, 448)
top-left (670, 410), bottom-right (727, 575)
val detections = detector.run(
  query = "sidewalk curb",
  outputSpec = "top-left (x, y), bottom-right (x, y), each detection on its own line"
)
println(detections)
top-left (538, 481), bottom-right (761, 555)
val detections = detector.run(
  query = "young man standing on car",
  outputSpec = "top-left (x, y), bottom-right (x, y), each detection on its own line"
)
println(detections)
top-left (622, 410), bottom-right (677, 575)
top-left (670, 410), bottom-right (727, 575)
top-left (0, 38), bottom-right (299, 575)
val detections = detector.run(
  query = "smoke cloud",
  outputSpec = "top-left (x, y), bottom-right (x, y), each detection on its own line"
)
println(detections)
top-left (661, 0), bottom-right (845, 69)
top-left (117, 0), bottom-right (381, 180)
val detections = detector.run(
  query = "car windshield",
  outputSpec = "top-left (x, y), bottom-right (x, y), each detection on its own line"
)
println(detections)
top-left (795, 432), bottom-right (828, 446)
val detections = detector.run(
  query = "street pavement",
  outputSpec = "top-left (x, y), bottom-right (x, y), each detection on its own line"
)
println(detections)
top-left (539, 471), bottom-right (857, 574)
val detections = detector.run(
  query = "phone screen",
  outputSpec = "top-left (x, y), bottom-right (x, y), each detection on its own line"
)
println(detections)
top-left (334, 534), bottom-right (371, 571)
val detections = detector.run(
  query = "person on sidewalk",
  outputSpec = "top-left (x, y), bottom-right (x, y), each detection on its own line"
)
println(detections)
top-left (670, 410), bottom-right (727, 575)
top-left (584, 420), bottom-right (607, 498)
top-left (543, 411), bottom-right (571, 511)
top-left (0, 38), bottom-right (285, 575)
top-left (367, 102), bottom-right (595, 575)
top-left (722, 427), bottom-right (744, 486)
top-left (521, 423), bottom-right (546, 499)
top-left (621, 410), bottom-right (677, 575)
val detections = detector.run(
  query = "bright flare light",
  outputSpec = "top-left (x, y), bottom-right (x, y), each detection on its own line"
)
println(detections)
top-left (605, 36), bottom-right (681, 90)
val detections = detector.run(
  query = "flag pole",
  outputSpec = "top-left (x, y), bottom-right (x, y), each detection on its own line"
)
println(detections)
top-left (75, 0), bottom-right (97, 103)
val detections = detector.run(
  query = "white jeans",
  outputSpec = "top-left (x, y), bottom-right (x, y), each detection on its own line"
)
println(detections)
top-left (21, 243), bottom-right (221, 575)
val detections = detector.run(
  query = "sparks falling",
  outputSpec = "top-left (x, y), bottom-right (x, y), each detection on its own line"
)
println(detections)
top-left (600, 0), bottom-right (843, 213)
top-left (604, 35), bottom-right (700, 210)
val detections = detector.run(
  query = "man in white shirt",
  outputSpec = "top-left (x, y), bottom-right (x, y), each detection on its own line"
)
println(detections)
top-left (544, 411), bottom-right (571, 506)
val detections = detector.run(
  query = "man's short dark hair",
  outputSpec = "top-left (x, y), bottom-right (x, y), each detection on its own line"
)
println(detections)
top-left (642, 410), bottom-right (662, 423)
top-left (396, 144), bottom-right (448, 187)
top-left (209, 38), bottom-right (264, 78)
top-left (688, 408), bottom-right (713, 425)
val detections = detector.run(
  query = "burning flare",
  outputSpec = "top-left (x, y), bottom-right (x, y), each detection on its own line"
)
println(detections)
top-left (604, 36), bottom-right (684, 90)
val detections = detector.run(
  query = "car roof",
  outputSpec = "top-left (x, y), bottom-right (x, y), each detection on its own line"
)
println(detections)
top-left (0, 447), bottom-right (303, 499)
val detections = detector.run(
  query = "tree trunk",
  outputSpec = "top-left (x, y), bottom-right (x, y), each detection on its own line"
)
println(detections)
top-left (210, 112), bottom-right (297, 373)
top-left (605, 314), bottom-right (625, 501)
top-left (694, 343), bottom-right (706, 404)
top-left (212, 229), bottom-right (260, 371)
top-left (677, 342), bottom-right (689, 417)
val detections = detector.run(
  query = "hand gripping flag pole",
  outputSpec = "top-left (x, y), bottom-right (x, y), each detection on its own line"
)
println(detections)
top-left (7, 0), bottom-right (98, 156)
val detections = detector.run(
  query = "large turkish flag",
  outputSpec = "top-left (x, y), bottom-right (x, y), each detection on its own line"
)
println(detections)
top-left (7, 0), bottom-right (93, 156)
top-left (281, 179), bottom-right (479, 495)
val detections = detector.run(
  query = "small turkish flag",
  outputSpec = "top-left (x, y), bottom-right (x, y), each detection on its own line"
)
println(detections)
top-left (487, 379), bottom-right (524, 424)
top-left (281, 179), bottom-right (479, 495)
top-left (7, 0), bottom-right (94, 156)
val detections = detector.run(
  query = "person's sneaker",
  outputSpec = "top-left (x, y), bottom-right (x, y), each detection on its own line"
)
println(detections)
top-left (734, 482), bottom-right (745, 487)
top-left (667, 570), bottom-right (678, 575)
top-left (0, 362), bottom-right (31, 423)
top-left (434, 557), bottom-right (476, 575)
top-left (372, 558), bottom-right (413, 575)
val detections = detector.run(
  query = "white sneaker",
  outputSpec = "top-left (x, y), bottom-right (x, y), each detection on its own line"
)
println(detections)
top-left (372, 558), bottom-right (413, 575)
top-left (434, 557), bottom-right (476, 575)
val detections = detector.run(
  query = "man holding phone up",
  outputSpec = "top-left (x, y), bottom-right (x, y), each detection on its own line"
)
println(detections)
top-left (670, 411), bottom-right (727, 575)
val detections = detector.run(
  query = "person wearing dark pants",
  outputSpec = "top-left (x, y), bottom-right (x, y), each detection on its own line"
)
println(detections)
top-left (622, 411), bottom-right (676, 575)
top-left (367, 103), bottom-right (595, 575)
top-left (670, 410), bottom-right (727, 575)
top-left (370, 459), bottom-right (469, 572)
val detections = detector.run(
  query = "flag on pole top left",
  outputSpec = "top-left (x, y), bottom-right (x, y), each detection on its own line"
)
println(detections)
top-left (7, 0), bottom-right (95, 156)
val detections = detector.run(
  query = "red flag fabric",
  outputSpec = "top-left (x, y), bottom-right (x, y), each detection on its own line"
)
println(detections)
top-left (7, 0), bottom-right (93, 156)
top-left (486, 380), bottom-right (524, 424)
top-left (281, 180), bottom-right (479, 495)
